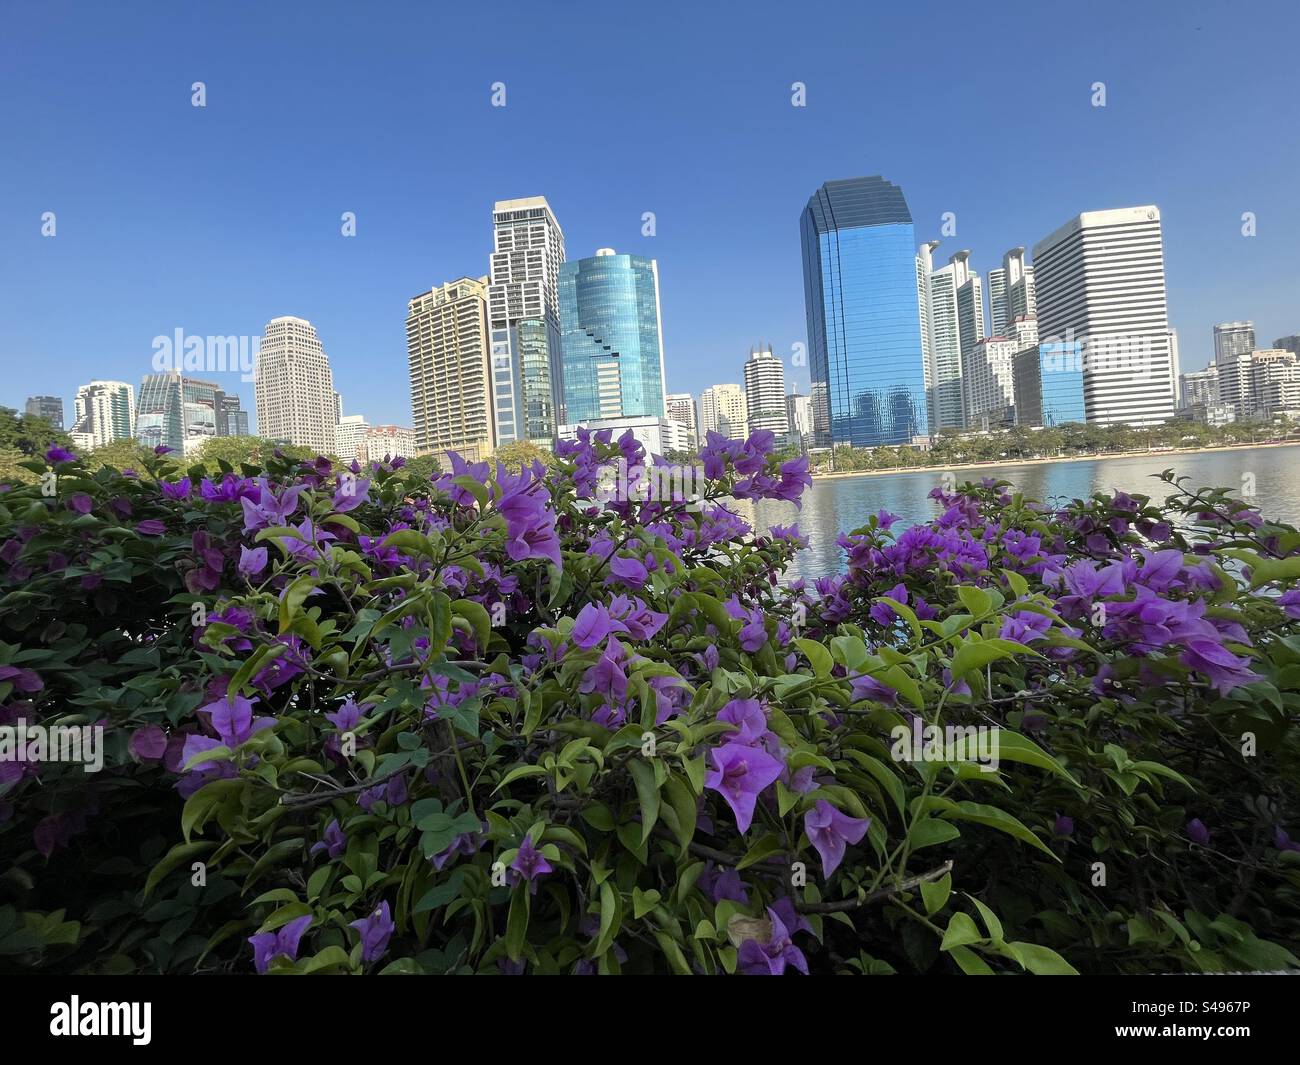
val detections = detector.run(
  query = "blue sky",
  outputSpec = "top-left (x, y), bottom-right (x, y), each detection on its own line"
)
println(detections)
top-left (2, 0), bottom-right (1297, 429)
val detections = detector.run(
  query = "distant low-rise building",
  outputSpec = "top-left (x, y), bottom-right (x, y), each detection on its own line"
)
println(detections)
top-left (359, 424), bottom-right (417, 464)
top-left (558, 415), bottom-right (693, 458)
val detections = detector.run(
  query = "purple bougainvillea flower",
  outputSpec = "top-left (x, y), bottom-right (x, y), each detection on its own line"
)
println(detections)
top-left (326, 697), bottom-right (362, 733)
top-left (201, 692), bottom-right (276, 748)
top-left (350, 901), bottom-right (395, 963)
top-left (160, 478), bottom-right (192, 501)
top-left (804, 799), bottom-right (870, 878)
top-left (238, 544), bottom-right (268, 578)
top-left (0, 665), bottom-right (43, 692)
top-left (249, 914), bottom-right (312, 974)
top-left (704, 741), bottom-right (784, 833)
top-left (1180, 637), bottom-right (1256, 695)
top-left (240, 483), bottom-right (305, 532)
top-left (1186, 818), bottom-right (1210, 845)
top-left (701, 864), bottom-right (749, 904)
top-left (45, 445), bottom-right (77, 464)
top-left (1274, 827), bottom-right (1300, 854)
top-left (572, 602), bottom-right (618, 649)
top-left (1054, 814), bottom-right (1075, 838)
top-left (331, 477), bottom-right (371, 513)
top-left (494, 463), bottom-right (562, 569)
top-left (135, 519), bottom-right (166, 536)
top-left (310, 819), bottom-right (347, 859)
top-left (511, 835), bottom-right (553, 883)
top-left (737, 906), bottom-right (809, 976)
top-left (129, 725), bottom-right (168, 762)
top-left (607, 553), bottom-right (648, 589)
top-left (717, 698), bottom-right (768, 746)
top-left (66, 492), bottom-right (93, 514)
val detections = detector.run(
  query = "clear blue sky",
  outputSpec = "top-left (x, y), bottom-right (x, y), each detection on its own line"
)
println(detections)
top-left (2, 0), bottom-right (1297, 429)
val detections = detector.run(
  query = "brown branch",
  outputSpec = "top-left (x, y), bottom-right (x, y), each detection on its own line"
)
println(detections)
top-left (798, 861), bottom-right (954, 913)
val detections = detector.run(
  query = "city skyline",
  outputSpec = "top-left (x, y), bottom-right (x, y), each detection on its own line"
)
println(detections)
top-left (3, 2), bottom-right (1297, 429)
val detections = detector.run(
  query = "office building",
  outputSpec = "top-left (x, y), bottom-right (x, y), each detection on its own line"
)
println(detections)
top-left (253, 317), bottom-right (337, 453)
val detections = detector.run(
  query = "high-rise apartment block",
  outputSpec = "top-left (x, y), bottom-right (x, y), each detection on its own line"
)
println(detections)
top-left (743, 347), bottom-right (789, 435)
top-left (700, 383), bottom-right (748, 440)
top-left (253, 317), bottom-right (337, 453)
top-left (407, 277), bottom-right (495, 466)
top-left (488, 197), bottom-right (565, 447)
top-left (69, 381), bottom-right (135, 450)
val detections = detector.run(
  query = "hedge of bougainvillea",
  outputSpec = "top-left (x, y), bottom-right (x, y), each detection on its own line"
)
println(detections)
top-left (0, 430), bottom-right (1298, 974)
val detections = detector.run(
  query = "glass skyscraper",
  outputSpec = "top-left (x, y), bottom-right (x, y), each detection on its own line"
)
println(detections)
top-left (800, 176), bottom-right (927, 448)
top-left (558, 249), bottom-right (666, 425)
top-left (1014, 341), bottom-right (1086, 427)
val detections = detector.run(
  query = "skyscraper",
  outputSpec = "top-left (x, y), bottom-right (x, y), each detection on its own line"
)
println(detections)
top-left (743, 347), bottom-right (789, 434)
top-left (801, 176), bottom-right (927, 448)
top-left (253, 316), bottom-right (337, 453)
top-left (786, 388), bottom-right (813, 449)
top-left (218, 394), bottom-right (249, 437)
top-left (69, 381), bottom-right (135, 450)
top-left (136, 372), bottom-right (229, 455)
top-left (1032, 206), bottom-right (1174, 427)
top-left (25, 396), bottom-right (63, 429)
top-left (1275, 335), bottom-right (1300, 358)
top-left (699, 383), bottom-right (748, 440)
top-left (1214, 321), bottom-right (1257, 417)
top-left (918, 247), bottom-right (978, 431)
top-left (987, 247), bottom-right (1035, 339)
top-left (559, 248), bottom-right (667, 425)
top-left (488, 197), bottom-right (565, 447)
top-left (407, 277), bottom-right (495, 466)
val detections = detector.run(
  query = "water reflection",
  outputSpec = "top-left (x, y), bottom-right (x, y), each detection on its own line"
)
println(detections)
top-left (740, 445), bottom-right (1300, 581)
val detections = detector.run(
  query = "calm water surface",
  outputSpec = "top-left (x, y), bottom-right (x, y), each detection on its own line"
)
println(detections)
top-left (744, 445), bottom-right (1300, 581)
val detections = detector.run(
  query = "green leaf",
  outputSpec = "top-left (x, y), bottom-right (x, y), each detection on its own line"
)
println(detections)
top-left (942, 801), bottom-right (1057, 860)
top-left (144, 841), bottom-right (215, 898)
top-left (794, 638), bottom-right (833, 679)
top-left (452, 599), bottom-right (492, 653)
top-left (949, 944), bottom-right (996, 974)
top-left (505, 884), bottom-right (530, 962)
top-left (278, 575), bottom-right (318, 634)
top-left (921, 872), bottom-right (952, 916)
top-left (736, 833), bottom-right (783, 871)
top-left (1005, 941), bottom-right (1079, 975)
top-left (628, 758), bottom-right (660, 845)
top-left (941, 912), bottom-right (983, 951)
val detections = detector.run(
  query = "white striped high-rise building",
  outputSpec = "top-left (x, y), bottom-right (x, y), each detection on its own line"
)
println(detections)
top-left (487, 197), bottom-right (566, 447)
top-left (916, 243), bottom-right (965, 432)
top-left (254, 317), bottom-right (337, 452)
top-left (743, 347), bottom-right (789, 434)
top-left (70, 381), bottom-right (135, 450)
top-left (407, 277), bottom-right (495, 466)
top-left (700, 383), bottom-right (748, 440)
top-left (1032, 206), bottom-right (1174, 427)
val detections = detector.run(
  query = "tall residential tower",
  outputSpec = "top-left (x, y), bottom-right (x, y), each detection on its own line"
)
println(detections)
top-left (488, 197), bottom-right (566, 447)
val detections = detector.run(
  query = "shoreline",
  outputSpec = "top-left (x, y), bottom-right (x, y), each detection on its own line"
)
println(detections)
top-left (810, 439), bottom-right (1300, 482)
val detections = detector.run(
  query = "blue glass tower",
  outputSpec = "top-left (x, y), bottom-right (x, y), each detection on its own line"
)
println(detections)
top-left (558, 249), bottom-right (666, 425)
top-left (1015, 341), bottom-right (1086, 427)
top-left (800, 177), bottom-right (927, 448)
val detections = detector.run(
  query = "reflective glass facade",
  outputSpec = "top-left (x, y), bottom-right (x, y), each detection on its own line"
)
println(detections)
top-left (801, 177), bottom-right (927, 448)
top-left (559, 252), bottom-right (665, 424)
top-left (1014, 342), bottom-right (1086, 427)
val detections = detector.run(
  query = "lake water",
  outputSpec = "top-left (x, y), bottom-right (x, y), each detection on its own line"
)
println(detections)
top-left (743, 445), bottom-right (1300, 581)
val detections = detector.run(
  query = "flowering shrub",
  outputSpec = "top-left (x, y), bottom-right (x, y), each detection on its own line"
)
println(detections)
top-left (0, 431), bottom-right (1297, 974)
